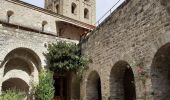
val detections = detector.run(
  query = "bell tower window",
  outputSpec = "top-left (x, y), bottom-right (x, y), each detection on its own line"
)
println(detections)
top-left (84, 8), bottom-right (89, 19)
top-left (71, 3), bottom-right (77, 14)
top-left (56, 5), bottom-right (59, 14)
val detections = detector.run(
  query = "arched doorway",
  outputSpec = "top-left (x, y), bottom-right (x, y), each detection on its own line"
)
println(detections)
top-left (86, 71), bottom-right (102, 100)
top-left (110, 61), bottom-right (136, 100)
top-left (53, 72), bottom-right (81, 100)
top-left (151, 43), bottom-right (170, 100)
top-left (2, 78), bottom-right (29, 93)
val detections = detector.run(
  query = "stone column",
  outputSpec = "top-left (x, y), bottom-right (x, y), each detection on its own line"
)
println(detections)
top-left (0, 84), bottom-right (2, 95)
top-left (0, 67), bottom-right (3, 95)
top-left (0, 61), bottom-right (8, 94)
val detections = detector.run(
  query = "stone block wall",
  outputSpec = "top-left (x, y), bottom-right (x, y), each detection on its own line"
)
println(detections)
top-left (0, 23), bottom-right (77, 94)
top-left (81, 0), bottom-right (170, 99)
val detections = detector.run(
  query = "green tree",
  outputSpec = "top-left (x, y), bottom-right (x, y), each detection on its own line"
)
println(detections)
top-left (45, 41), bottom-right (90, 75)
top-left (0, 90), bottom-right (25, 100)
top-left (35, 70), bottom-right (54, 100)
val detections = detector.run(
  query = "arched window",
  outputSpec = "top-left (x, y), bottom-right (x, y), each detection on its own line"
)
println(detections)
top-left (56, 4), bottom-right (59, 14)
top-left (71, 3), bottom-right (77, 14)
top-left (7, 10), bottom-right (14, 23)
top-left (84, 8), bottom-right (89, 19)
top-left (42, 21), bottom-right (48, 32)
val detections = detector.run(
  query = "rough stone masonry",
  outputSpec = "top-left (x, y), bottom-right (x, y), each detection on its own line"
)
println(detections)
top-left (0, 0), bottom-right (170, 100)
top-left (81, 0), bottom-right (170, 100)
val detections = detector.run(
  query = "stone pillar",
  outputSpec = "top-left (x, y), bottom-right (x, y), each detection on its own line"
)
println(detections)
top-left (0, 84), bottom-right (2, 94)
top-left (0, 61), bottom-right (7, 94)
top-left (0, 68), bottom-right (3, 95)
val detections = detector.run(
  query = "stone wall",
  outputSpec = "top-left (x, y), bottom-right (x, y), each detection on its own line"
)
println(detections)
top-left (62, 0), bottom-right (96, 24)
top-left (0, 22), bottom-right (77, 94)
top-left (81, 0), bottom-right (170, 99)
top-left (45, 0), bottom-right (96, 25)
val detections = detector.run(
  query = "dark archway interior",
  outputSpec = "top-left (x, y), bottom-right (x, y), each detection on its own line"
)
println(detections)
top-left (151, 43), bottom-right (170, 100)
top-left (97, 77), bottom-right (102, 100)
top-left (87, 71), bottom-right (102, 100)
top-left (4, 58), bottom-right (32, 76)
top-left (124, 67), bottom-right (136, 100)
top-left (2, 48), bottom-right (41, 71)
top-left (110, 61), bottom-right (136, 100)
top-left (54, 77), bottom-right (67, 100)
top-left (2, 78), bottom-right (29, 93)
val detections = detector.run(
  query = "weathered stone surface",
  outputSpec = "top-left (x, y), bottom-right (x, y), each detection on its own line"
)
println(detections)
top-left (45, 0), bottom-right (96, 24)
top-left (81, 0), bottom-right (170, 100)
top-left (1, 0), bottom-right (170, 99)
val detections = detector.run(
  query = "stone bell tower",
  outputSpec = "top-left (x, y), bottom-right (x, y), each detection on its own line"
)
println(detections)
top-left (44, 0), bottom-right (96, 25)
top-left (44, 0), bottom-right (63, 14)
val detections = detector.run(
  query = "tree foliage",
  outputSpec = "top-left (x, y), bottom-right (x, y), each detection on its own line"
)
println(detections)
top-left (0, 90), bottom-right (25, 100)
top-left (35, 70), bottom-right (55, 100)
top-left (45, 41), bottom-right (90, 74)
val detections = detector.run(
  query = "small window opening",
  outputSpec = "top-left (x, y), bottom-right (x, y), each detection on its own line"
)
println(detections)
top-left (7, 10), bottom-right (14, 23)
top-left (84, 8), bottom-right (89, 19)
top-left (71, 3), bottom-right (77, 14)
top-left (56, 5), bottom-right (59, 14)
top-left (42, 21), bottom-right (48, 32)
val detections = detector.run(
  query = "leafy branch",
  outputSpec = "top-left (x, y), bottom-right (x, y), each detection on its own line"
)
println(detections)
top-left (44, 41), bottom-right (91, 77)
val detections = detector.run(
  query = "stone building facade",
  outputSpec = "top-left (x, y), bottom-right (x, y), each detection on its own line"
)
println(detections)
top-left (0, 0), bottom-right (95, 99)
top-left (44, 0), bottom-right (96, 25)
top-left (0, 0), bottom-right (170, 100)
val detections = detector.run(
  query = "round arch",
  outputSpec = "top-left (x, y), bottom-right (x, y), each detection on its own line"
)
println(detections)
top-left (3, 57), bottom-right (33, 76)
top-left (1, 47), bottom-right (41, 71)
top-left (86, 71), bottom-right (102, 100)
top-left (151, 42), bottom-right (170, 99)
top-left (0, 47), bottom-right (41, 93)
top-left (2, 78), bottom-right (29, 93)
top-left (110, 61), bottom-right (136, 100)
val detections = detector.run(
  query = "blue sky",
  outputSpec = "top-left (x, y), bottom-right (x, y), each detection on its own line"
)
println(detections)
top-left (21, 0), bottom-right (124, 23)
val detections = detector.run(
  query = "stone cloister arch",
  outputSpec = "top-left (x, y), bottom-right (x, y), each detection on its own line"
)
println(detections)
top-left (0, 47), bottom-right (41, 94)
top-left (86, 71), bottom-right (102, 100)
top-left (2, 78), bottom-right (29, 92)
top-left (110, 61), bottom-right (136, 100)
top-left (151, 43), bottom-right (170, 100)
